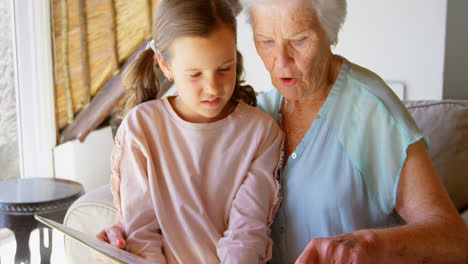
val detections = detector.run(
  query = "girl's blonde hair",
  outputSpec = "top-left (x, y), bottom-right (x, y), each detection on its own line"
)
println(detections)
top-left (123, 0), bottom-right (256, 115)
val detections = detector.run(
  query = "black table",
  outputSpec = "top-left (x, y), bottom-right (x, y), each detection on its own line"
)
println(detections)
top-left (0, 178), bottom-right (84, 264)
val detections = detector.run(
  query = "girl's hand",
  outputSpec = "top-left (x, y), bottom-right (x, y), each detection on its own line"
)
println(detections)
top-left (295, 230), bottom-right (377, 264)
top-left (94, 222), bottom-right (127, 263)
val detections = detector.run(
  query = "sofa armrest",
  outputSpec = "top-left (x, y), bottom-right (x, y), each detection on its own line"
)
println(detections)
top-left (63, 184), bottom-right (119, 264)
top-left (404, 100), bottom-right (468, 212)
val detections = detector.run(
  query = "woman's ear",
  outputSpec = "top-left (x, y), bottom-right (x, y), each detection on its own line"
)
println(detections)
top-left (156, 52), bottom-right (173, 81)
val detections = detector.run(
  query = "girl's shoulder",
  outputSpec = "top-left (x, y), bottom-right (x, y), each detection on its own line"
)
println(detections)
top-left (236, 100), bottom-right (282, 132)
top-left (126, 99), bottom-right (164, 119)
top-left (118, 99), bottom-right (166, 134)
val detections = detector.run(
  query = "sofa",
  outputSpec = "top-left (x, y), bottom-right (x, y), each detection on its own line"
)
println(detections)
top-left (63, 100), bottom-right (468, 264)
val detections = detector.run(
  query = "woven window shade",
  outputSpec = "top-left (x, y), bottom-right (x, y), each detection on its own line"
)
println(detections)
top-left (51, 0), bottom-right (158, 131)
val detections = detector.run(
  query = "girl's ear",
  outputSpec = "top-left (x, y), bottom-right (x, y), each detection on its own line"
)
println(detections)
top-left (156, 52), bottom-right (173, 81)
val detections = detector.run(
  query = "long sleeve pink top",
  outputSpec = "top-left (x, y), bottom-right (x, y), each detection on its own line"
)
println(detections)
top-left (111, 97), bottom-right (283, 264)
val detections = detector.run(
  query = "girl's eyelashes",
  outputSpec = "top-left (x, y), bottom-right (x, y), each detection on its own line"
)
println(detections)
top-left (187, 65), bottom-right (233, 78)
top-left (189, 72), bottom-right (201, 78)
top-left (218, 66), bottom-right (231, 72)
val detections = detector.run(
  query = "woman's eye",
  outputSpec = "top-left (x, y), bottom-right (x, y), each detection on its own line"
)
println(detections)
top-left (189, 73), bottom-right (201, 78)
top-left (256, 39), bottom-right (273, 46)
top-left (292, 38), bottom-right (306, 45)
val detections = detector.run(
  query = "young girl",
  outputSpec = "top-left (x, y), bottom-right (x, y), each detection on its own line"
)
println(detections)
top-left (109, 0), bottom-right (283, 263)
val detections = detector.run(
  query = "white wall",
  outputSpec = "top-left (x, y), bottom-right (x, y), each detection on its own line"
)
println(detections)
top-left (334, 0), bottom-right (447, 100)
top-left (54, 127), bottom-right (115, 192)
top-left (237, 11), bottom-right (272, 93)
top-left (237, 0), bottom-right (448, 100)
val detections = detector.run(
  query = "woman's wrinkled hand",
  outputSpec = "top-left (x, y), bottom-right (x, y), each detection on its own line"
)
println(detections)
top-left (94, 221), bottom-right (127, 264)
top-left (295, 230), bottom-right (378, 264)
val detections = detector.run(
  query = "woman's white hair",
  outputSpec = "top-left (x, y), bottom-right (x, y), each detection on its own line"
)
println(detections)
top-left (240, 0), bottom-right (347, 45)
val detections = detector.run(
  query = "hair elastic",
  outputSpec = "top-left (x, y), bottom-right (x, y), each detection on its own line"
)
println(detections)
top-left (146, 39), bottom-right (157, 54)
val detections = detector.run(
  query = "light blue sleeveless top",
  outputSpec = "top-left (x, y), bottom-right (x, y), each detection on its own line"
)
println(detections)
top-left (256, 58), bottom-right (425, 264)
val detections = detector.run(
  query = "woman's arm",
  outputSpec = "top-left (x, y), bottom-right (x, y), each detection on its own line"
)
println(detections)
top-left (296, 139), bottom-right (468, 264)
top-left (217, 122), bottom-right (284, 264)
top-left (374, 139), bottom-right (468, 263)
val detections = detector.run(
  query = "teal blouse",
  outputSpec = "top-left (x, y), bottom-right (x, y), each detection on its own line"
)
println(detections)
top-left (256, 57), bottom-right (425, 264)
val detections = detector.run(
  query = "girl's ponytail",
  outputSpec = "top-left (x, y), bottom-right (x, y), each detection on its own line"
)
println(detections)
top-left (122, 48), bottom-right (161, 115)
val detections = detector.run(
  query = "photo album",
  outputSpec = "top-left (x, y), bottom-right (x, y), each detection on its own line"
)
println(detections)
top-left (34, 215), bottom-right (158, 264)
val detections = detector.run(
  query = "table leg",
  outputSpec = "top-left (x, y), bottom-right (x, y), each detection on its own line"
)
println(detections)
top-left (39, 227), bottom-right (53, 264)
top-left (14, 228), bottom-right (32, 264)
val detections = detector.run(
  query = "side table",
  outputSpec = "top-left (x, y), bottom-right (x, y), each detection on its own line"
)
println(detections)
top-left (0, 178), bottom-right (84, 264)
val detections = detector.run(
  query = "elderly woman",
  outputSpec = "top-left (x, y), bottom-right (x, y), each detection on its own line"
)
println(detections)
top-left (98, 0), bottom-right (468, 263)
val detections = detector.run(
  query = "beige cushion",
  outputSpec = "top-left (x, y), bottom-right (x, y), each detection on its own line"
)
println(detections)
top-left (462, 209), bottom-right (468, 225)
top-left (404, 100), bottom-right (468, 211)
top-left (63, 184), bottom-right (119, 264)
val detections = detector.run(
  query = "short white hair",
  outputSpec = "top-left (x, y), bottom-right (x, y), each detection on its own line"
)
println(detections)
top-left (240, 0), bottom-right (347, 45)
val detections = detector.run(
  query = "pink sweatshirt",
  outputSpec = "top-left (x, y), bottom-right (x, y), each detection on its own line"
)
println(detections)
top-left (111, 98), bottom-right (283, 264)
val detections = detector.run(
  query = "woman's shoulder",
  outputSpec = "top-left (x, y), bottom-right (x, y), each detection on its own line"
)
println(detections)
top-left (346, 60), bottom-right (396, 101)
top-left (328, 58), bottom-right (426, 214)
top-left (255, 89), bottom-right (282, 124)
top-left (339, 58), bottom-right (418, 130)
